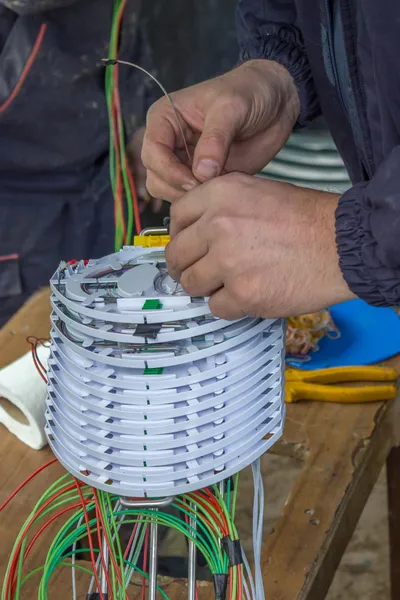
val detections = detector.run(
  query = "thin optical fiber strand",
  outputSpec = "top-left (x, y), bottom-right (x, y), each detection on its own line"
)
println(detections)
top-left (102, 58), bottom-right (192, 166)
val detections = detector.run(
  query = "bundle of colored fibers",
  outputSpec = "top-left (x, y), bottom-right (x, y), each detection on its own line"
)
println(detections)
top-left (286, 309), bottom-right (340, 359)
top-left (105, 0), bottom-right (141, 251)
top-left (1, 464), bottom-right (249, 600)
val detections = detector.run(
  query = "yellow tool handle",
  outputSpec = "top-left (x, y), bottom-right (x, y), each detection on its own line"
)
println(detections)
top-left (285, 366), bottom-right (398, 384)
top-left (285, 381), bottom-right (398, 403)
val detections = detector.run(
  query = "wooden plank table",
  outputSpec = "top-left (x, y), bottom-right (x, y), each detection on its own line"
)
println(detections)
top-left (0, 288), bottom-right (399, 600)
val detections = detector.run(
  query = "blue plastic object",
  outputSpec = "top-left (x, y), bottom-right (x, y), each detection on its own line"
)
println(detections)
top-left (287, 300), bottom-right (400, 370)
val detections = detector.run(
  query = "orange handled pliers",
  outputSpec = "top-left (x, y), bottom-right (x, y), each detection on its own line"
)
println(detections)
top-left (285, 366), bottom-right (398, 403)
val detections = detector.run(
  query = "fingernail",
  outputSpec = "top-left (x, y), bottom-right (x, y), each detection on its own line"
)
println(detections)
top-left (196, 159), bottom-right (219, 180)
top-left (182, 181), bottom-right (197, 192)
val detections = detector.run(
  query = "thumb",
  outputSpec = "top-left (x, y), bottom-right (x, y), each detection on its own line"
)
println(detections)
top-left (193, 102), bottom-right (240, 182)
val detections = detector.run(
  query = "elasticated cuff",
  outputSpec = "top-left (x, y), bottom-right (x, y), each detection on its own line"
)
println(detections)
top-left (239, 26), bottom-right (320, 128)
top-left (336, 183), bottom-right (400, 307)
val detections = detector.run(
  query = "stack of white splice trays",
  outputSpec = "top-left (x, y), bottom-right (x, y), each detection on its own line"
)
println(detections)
top-left (45, 246), bottom-right (286, 497)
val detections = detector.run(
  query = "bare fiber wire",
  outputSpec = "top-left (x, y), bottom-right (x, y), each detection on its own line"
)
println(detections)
top-left (102, 58), bottom-right (192, 166)
top-left (252, 459), bottom-right (265, 600)
top-left (241, 545), bottom-right (256, 600)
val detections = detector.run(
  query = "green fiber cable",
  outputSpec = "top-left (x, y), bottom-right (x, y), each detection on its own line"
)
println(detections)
top-left (181, 495), bottom-right (230, 573)
top-left (95, 494), bottom-right (119, 599)
top-left (1, 477), bottom-right (88, 600)
top-left (117, 93), bottom-right (134, 245)
top-left (39, 501), bottom-right (97, 596)
top-left (231, 473), bottom-right (239, 518)
top-left (98, 492), bottom-right (122, 597)
top-left (104, 492), bottom-right (126, 588)
top-left (5, 476), bottom-right (246, 599)
top-left (112, 0), bottom-right (134, 244)
top-left (172, 499), bottom-right (222, 546)
top-left (14, 538), bottom-right (26, 600)
top-left (37, 548), bottom-right (171, 600)
top-left (231, 566), bottom-right (238, 600)
top-left (106, 0), bottom-right (124, 250)
top-left (41, 521), bottom-right (171, 598)
top-left (129, 518), bottom-right (147, 570)
top-left (213, 486), bottom-right (236, 540)
top-left (181, 494), bottom-right (224, 535)
top-left (107, 0), bottom-right (135, 250)
top-left (21, 561), bottom-right (93, 588)
top-left (171, 500), bottom-right (223, 564)
top-left (39, 512), bottom-right (217, 581)
top-left (113, 511), bottom-right (220, 573)
top-left (183, 494), bottom-right (226, 539)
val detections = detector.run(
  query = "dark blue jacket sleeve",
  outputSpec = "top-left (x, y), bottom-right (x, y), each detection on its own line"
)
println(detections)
top-left (236, 0), bottom-right (320, 127)
top-left (336, 147), bottom-right (400, 306)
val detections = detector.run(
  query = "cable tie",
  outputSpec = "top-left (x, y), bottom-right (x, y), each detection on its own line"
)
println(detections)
top-left (102, 58), bottom-right (118, 66)
top-left (213, 573), bottom-right (228, 600)
top-left (221, 536), bottom-right (243, 567)
top-left (86, 594), bottom-right (108, 600)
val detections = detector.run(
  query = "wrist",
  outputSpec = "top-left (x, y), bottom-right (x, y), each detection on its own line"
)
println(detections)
top-left (241, 59), bottom-right (300, 127)
top-left (319, 193), bottom-right (356, 305)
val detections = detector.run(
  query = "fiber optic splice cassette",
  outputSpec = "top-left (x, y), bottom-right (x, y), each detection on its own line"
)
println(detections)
top-left (45, 242), bottom-right (286, 498)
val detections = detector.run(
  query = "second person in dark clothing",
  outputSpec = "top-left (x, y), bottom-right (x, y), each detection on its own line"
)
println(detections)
top-left (0, 0), bottom-right (155, 326)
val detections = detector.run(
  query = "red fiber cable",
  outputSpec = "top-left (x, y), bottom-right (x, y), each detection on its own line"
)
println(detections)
top-left (238, 565), bottom-right (243, 600)
top-left (111, 1), bottom-right (128, 246)
top-left (0, 458), bottom-right (57, 513)
top-left (6, 482), bottom-right (82, 598)
top-left (111, 98), bottom-right (126, 244)
top-left (112, 72), bottom-right (128, 244)
top-left (123, 522), bottom-right (139, 559)
top-left (188, 492), bottom-right (228, 536)
top-left (26, 336), bottom-right (49, 383)
top-left (112, 0), bottom-right (142, 240)
top-left (0, 24), bottom-right (47, 114)
top-left (228, 567), bottom-right (233, 600)
top-left (125, 156), bottom-right (142, 235)
top-left (23, 501), bottom-right (83, 559)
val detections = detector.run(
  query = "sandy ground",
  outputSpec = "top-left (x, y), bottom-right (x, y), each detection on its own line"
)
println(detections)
top-left (163, 453), bottom-right (390, 598)
top-left (327, 467), bottom-right (389, 599)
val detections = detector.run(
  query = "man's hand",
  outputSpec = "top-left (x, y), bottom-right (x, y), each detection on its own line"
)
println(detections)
top-left (142, 60), bottom-right (300, 201)
top-left (166, 174), bottom-right (355, 319)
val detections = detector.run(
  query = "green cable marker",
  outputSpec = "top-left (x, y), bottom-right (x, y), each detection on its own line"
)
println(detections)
top-left (142, 299), bottom-right (162, 310)
top-left (143, 367), bottom-right (164, 375)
